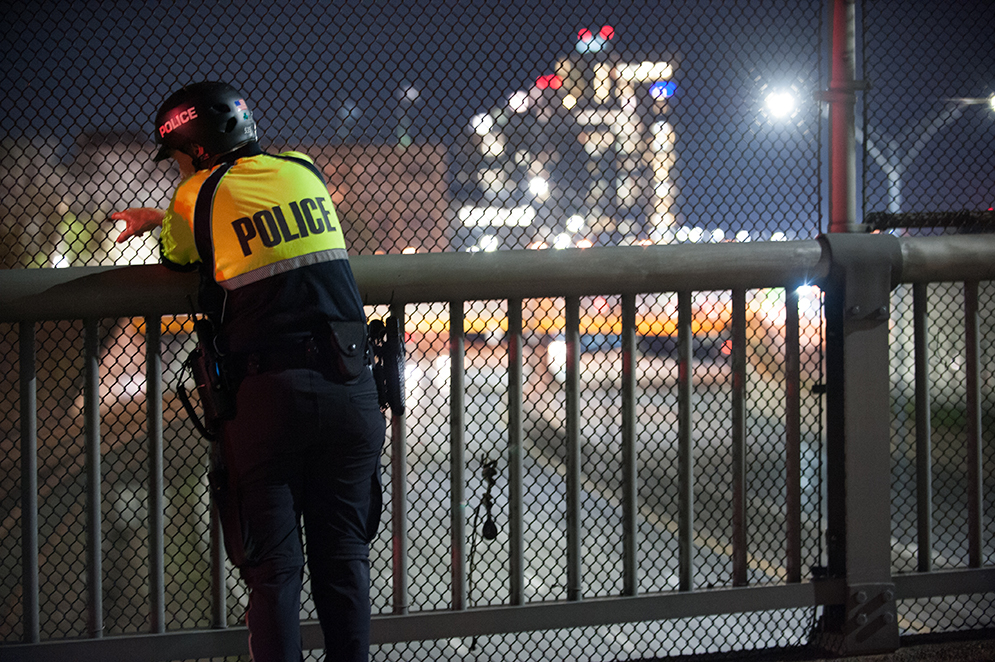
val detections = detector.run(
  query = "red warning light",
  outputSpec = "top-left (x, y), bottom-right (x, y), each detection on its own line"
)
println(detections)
top-left (577, 26), bottom-right (613, 53)
top-left (536, 74), bottom-right (563, 90)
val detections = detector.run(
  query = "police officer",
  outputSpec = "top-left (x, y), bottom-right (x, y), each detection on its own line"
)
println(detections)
top-left (112, 81), bottom-right (385, 662)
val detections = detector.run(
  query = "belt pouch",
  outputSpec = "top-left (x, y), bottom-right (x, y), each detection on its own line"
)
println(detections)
top-left (325, 320), bottom-right (369, 379)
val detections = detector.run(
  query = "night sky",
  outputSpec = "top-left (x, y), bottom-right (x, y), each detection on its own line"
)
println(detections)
top-left (3, 0), bottom-right (993, 230)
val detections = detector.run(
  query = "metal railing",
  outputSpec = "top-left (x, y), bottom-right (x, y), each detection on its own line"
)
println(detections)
top-left (1, 233), bottom-right (993, 661)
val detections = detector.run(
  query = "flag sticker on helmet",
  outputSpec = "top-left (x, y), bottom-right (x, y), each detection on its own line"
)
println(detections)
top-left (234, 98), bottom-right (248, 112)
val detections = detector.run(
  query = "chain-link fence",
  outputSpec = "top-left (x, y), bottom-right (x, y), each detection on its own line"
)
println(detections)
top-left (2, 0), bottom-right (831, 268)
top-left (2, 1), bottom-right (994, 660)
top-left (862, 1), bottom-right (995, 224)
top-left (860, 1), bottom-right (995, 640)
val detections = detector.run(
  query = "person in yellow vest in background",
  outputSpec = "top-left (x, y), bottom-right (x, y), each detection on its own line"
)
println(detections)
top-left (112, 81), bottom-right (385, 662)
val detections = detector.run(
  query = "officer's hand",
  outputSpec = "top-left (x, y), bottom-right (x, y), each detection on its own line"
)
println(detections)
top-left (110, 207), bottom-right (166, 243)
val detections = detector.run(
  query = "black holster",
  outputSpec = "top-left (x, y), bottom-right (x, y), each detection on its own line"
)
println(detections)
top-left (177, 318), bottom-right (235, 441)
top-left (208, 443), bottom-right (246, 567)
top-left (369, 316), bottom-right (405, 414)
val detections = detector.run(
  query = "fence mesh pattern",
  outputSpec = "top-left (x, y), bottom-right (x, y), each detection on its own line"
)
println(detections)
top-left (2, 0), bottom-right (994, 660)
top-left (862, 2), bottom-right (995, 225)
top-left (860, 0), bottom-right (995, 642)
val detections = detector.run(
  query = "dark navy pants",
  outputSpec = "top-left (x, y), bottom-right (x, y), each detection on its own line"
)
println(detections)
top-left (217, 365), bottom-right (385, 662)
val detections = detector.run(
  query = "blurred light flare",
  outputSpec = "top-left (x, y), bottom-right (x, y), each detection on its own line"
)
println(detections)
top-left (508, 90), bottom-right (530, 113)
top-left (553, 233), bottom-right (572, 249)
top-left (765, 91), bottom-right (795, 118)
top-left (536, 74), bottom-right (563, 90)
top-left (528, 176), bottom-right (549, 196)
top-left (649, 81), bottom-right (677, 99)
top-left (470, 113), bottom-right (493, 135)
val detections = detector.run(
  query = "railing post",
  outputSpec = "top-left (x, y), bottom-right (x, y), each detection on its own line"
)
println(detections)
top-left (19, 322), bottom-right (39, 644)
top-left (784, 287), bottom-right (803, 584)
top-left (730, 289), bottom-right (748, 587)
top-left (209, 496), bottom-right (228, 628)
top-left (145, 316), bottom-right (165, 633)
top-left (912, 283), bottom-right (933, 573)
top-left (677, 291), bottom-right (694, 592)
top-left (816, 233), bottom-right (901, 655)
top-left (564, 296), bottom-right (583, 602)
top-left (390, 303), bottom-right (410, 615)
top-left (963, 281), bottom-right (983, 568)
top-left (450, 300), bottom-right (467, 611)
top-left (84, 319), bottom-right (103, 638)
top-left (507, 299), bottom-right (525, 605)
top-left (621, 293), bottom-right (638, 597)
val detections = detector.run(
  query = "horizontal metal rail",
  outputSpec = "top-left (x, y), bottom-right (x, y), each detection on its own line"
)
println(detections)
top-left (4, 568), bottom-right (994, 661)
top-left (3, 236), bottom-right (995, 320)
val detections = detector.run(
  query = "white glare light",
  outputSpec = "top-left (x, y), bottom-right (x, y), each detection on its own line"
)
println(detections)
top-left (509, 91), bottom-right (530, 113)
top-left (795, 284), bottom-right (823, 317)
top-left (399, 84), bottom-right (419, 102)
top-left (765, 91), bottom-right (795, 118)
top-left (528, 176), bottom-right (549, 196)
top-left (547, 340), bottom-right (566, 382)
top-left (471, 113), bottom-right (493, 135)
top-left (478, 235), bottom-right (499, 252)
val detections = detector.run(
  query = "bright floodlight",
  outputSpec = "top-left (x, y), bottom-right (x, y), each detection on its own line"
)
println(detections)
top-left (529, 176), bottom-right (549, 196)
top-left (990, 94), bottom-right (995, 111)
top-left (765, 91), bottom-right (795, 118)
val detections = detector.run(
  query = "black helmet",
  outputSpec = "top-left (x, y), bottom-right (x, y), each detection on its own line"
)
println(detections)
top-left (153, 81), bottom-right (258, 168)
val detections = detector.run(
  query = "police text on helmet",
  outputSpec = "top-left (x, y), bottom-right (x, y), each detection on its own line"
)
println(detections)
top-left (159, 107), bottom-right (199, 137)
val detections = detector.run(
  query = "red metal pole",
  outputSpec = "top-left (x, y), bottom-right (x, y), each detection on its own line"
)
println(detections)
top-left (828, 0), bottom-right (857, 233)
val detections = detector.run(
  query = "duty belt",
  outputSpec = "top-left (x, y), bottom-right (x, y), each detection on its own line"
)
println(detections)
top-left (233, 332), bottom-right (370, 382)
top-left (238, 337), bottom-right (323, 375)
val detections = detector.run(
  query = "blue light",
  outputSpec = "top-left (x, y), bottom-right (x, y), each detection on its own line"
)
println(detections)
top-left (649, 81), bottom-right (677, 99)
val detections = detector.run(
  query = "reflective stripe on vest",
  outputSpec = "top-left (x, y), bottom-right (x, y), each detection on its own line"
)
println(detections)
top-left (193, 154), bottom-right (347, 290)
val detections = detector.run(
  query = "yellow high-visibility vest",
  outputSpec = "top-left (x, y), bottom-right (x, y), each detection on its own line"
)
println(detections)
top-left (160, 151), bottom-right (347, 289)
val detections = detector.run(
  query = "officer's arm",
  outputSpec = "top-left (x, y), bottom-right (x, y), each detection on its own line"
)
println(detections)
top-left (110, 207), bottom-right (166, 243)
top-left (159, 250), bottom-right (200, 272)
